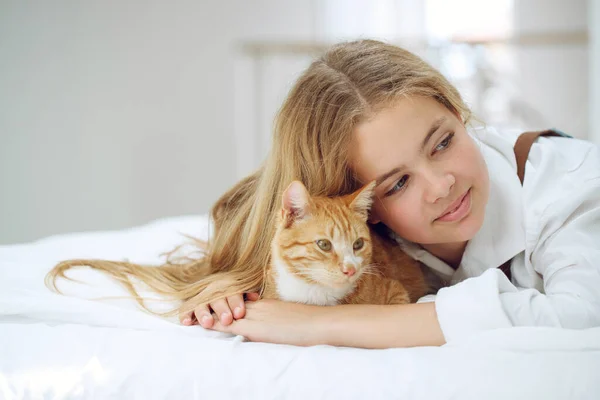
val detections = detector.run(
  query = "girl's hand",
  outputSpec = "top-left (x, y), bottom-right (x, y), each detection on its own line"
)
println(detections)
top-left (208, 300), bottom-right (445, 349)
top-left (179, 292), bottom-right (260, 328)
top-left (209, 299), bottom-right (328, 346)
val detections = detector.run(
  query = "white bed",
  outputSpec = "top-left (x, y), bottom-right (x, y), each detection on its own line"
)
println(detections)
top-left (1, 215), bottom-right (600, 399)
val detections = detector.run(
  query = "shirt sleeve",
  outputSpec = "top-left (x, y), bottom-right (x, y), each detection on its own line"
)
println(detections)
top-left (433, 182), bottom-right (600, 343)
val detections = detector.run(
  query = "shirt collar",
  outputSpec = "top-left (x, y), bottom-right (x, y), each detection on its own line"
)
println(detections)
top-left (393, 127), bottom-right (525, 284)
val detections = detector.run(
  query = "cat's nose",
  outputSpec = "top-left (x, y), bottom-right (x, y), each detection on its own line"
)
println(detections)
top-left (341, 265), bottom-right (356, 277)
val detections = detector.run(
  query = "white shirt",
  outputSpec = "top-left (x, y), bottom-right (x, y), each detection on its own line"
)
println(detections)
top-left (398, 126), bottom-right (600, 343)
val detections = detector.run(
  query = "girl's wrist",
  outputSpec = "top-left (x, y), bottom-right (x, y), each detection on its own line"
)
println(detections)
top-left (313, 302), bottom-right (446, 349)
top-left (314, 305), bottom-right (340, 346)
top-left (314, 303), bottom-right (379, 347)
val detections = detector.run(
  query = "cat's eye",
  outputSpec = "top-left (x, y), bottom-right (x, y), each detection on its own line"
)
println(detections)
top-left (353, 238), bottom-right (364, 251)
top-left (316, 239), bottom-right (332, 252)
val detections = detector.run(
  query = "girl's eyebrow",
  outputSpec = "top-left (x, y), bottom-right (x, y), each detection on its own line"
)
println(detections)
top-left (421, 116), bottom-right (447, 151)
top-left (375, 116), bottom-right (447, 187)
top-left (376, 166), bottom-right (404, 187)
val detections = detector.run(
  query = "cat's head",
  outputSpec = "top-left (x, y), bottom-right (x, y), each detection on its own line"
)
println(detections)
top-left (272, 180), bottom-right (376, 289)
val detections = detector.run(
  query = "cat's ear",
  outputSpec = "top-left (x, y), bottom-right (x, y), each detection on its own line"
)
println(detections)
top-left (349, 181), bottom-right (376, 221)
top-left (282, 181), bottom-right (311, 225)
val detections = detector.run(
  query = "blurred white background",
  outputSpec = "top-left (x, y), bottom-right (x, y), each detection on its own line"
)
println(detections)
top-left (1, 0), bottom-right (598, 244)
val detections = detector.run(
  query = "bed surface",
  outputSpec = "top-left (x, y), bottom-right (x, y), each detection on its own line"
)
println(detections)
top-left (1, 216), bottom-right (599, 399)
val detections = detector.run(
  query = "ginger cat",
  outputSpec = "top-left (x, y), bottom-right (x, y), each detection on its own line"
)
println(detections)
top-left (261, 181), bottom-right (428, 305)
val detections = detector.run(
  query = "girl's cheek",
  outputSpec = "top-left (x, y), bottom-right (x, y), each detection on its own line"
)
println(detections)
top-left (389, 201), bottom-right (415, 229)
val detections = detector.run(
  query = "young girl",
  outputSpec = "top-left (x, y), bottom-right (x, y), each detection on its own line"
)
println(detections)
top-left (172, 38), bottom-right (600, 348)
top-left (50, 39), bottom-right (600, 348)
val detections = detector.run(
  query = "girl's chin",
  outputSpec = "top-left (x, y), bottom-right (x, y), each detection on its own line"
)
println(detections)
top-left (426, 217), bottom-right (484, 244)
top-left (447, 213), bottom-right (484, 242)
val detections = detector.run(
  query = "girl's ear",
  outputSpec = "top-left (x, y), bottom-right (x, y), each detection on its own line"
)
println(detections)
top-left (281, 181), bottom-right (311, 227)
top-left (349, 181), bottom-right (376, 221)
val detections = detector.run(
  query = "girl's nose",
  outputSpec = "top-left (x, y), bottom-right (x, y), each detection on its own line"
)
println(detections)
top-left (424, 171), bottom-right (455, 203)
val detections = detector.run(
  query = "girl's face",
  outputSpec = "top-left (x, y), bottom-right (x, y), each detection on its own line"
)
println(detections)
top-left (349, 96), bottom-right (489, 245)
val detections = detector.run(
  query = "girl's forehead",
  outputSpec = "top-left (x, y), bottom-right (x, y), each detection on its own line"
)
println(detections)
top-left (355, 97), bottom-right (449, 140)
top-left (349, 97), bottom-right (453, 175)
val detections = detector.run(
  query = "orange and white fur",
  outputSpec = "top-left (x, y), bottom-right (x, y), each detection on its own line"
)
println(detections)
top-left (261, 181), bottom-right (428, 306)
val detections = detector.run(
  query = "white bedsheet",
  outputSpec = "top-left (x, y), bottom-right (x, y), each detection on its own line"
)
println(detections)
top-left (1, 216), bottom-right (599, 400)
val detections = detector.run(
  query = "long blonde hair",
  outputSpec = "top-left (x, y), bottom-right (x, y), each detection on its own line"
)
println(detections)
top-left (46, 39), bottom-right (471, 316)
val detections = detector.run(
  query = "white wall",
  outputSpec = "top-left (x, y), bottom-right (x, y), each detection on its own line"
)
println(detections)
top-left (0, 1), bottom-right (316, 244)
top-left (514, 0), bottom-right (589, 138)
top-left (591, 0), bottom-right (600, 143)
top-left (0, 1), bottom-right (594, 244)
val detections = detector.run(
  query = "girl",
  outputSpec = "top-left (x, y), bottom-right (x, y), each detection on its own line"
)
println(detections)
top-left (182, 39), bottom-right (600, 348)
top-left (50, 39), bottom-right (600, 348)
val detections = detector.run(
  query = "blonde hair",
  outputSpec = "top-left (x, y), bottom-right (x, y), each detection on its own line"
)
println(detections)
top-left (46, 39), bottom-right (471, 316)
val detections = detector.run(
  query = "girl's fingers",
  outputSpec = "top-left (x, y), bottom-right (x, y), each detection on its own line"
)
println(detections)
top-left (212, 317), bottom-right (248, 337)
top-left (179, 309), bottom-right (195, 326)
top-left (193, 303), bottom-right (214, 328)
top-left (227, 294), bottom-right (245, 320)
top-left (245, 292), bottom-right (260, 302)
top-left (180, 292), bottom-right (258, 328)
top-left (210, 298), bottom-right (234, 326)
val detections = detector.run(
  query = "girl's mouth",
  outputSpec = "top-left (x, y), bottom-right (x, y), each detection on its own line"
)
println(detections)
top-left (435, 188), bottom-right (472, 223)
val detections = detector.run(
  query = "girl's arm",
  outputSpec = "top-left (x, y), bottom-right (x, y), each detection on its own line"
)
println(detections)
top-left (210, 300), bottom-right (445, 348)
top-left (322, 302), bottom-right (445, 348)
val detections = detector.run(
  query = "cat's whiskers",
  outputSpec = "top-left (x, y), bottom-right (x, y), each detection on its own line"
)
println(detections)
top-left (358, 270), bottom-right (378, 276)
top-left (294, 265), bottom-right (352, 286)
top-left (359, 263), bottom-right (383, 277)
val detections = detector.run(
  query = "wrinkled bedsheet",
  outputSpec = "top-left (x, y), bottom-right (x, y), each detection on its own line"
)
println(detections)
top-left (1, 216), bottom-right (599, 399)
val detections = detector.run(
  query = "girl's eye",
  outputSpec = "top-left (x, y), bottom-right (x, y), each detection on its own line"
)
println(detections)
top-left (386, 175), bottom-right (409, 196)
top-left (353, 238), bottom-right (364, 251)
top-left (434, 133), bottom-right (455, 152)
top-left (316, 239), bottom-right (332, 251)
